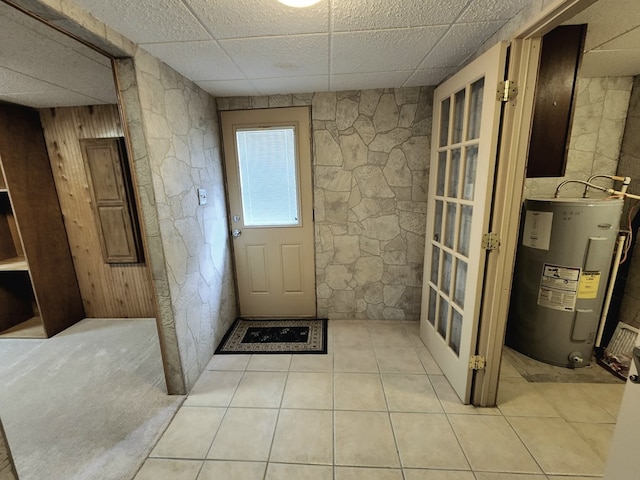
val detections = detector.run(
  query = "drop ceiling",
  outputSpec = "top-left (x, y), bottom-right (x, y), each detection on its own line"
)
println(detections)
top-left (563, 0), bottom-right (640, 77)
top-left (1, 0), bottom-right (640, 108)
top-left (0, 1), bottom-right (117, 108)
top-left (71, 0), bottom-right (534, 97)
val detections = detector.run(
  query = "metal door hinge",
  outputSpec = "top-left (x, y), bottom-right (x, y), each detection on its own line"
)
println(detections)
top-left (469, 355), bottom-right (486, 371)
top-left (481, 232), bottom-right (500, 251)
top-left (497, 80), bottom-right (517, 102)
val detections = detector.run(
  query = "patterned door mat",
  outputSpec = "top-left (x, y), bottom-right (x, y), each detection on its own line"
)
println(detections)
top-left (215, 318), bottom-right (328, 354)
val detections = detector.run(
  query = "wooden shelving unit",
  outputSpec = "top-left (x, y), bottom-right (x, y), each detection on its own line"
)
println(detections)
top-left (0, 257), bottom-right (28, 271)
top-left (0, 103), bottom-right (84, 338)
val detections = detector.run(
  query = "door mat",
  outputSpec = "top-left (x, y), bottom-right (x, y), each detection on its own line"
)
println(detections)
top-left (215, 318), bottom-right (328, 354)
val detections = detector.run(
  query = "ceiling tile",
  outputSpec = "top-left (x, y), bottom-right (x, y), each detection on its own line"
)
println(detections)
top-left (142, 42), bottom-right (245, 81)
top-left (419, 21), bottom-right (504, 68)
top-left (566, 0), bottom-right (639, 51)
top-left (332, 0), bottom-right (469, 32)
top-left (596, 26), bottom-right (640, 51)
top-left (183, 0), bottom-right (329, 39)
top-left (0, 91), bottom-right (106, 108)
top-left (1, 2), bottom-right (112, 68)
top-left (332, 27), bottom-right (447, 74)
top-left (72, 0), bottom-right (210, 43)
top-left (76, 86), bottom-right (119, 104)
top-left (219, 34), bottom-right (329, 79)
top-left (196, 79), bottom-right (260, 97)
top-left (0, 19), bottom-right (115, 93)
top-left (580, 49), bottom-right (640, 77)
top-left (250, 76), bottom-right (329, 95)
top-left (458, 0), bottom-right (532, 22)
top-left (330, 71), bottom-right (412, 91)
top-left (0, 67), bottom-right (63, 94)
top-left (405, 68), bottom-right (456, 87)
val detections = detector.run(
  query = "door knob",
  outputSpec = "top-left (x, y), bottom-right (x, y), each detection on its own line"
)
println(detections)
top-left (232, 229), bottom-right (242, 238)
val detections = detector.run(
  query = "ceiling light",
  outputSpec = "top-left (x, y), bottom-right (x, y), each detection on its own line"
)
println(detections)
top-left (277, 0), bottom-right (321, 7)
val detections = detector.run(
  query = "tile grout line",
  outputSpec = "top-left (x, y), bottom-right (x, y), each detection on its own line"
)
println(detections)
top-left (332, 323), bottom-right (338, 479)
top-left (261, 353), bottom-right (291, 480)
top-left (502, 414), bottom-right (551, 477)
top-left (201, 354), bottom-right (249, 465)
top-left (331, 323), bottom-right (337, 480)
top-left (384, 326), bottom-right (408, 479)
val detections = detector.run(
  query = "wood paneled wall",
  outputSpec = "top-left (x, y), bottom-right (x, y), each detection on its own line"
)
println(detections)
top-left (39, 105), bottom-right (155, 318)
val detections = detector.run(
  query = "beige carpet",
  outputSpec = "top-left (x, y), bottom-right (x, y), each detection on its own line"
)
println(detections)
top-left (0, 318), bottom-right (183, 480)
top-left (0, 418), bottom-right (17, 480)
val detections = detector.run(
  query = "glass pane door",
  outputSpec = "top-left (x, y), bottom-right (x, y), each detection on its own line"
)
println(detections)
top-left (419, 39), bottom-right (506, 405)
top-left (426, 78), bottom-right (484, 356)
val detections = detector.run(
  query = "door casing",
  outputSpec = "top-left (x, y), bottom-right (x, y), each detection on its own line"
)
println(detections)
top-left (472, 0), bottom-right (603, 406)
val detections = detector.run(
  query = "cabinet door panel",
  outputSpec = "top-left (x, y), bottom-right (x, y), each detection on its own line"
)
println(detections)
top-left (80, 138), bottom-right (141, 264)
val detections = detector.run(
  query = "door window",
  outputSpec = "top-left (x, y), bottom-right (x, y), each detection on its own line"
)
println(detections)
top-left (236, 127), bottom-right (300, 227)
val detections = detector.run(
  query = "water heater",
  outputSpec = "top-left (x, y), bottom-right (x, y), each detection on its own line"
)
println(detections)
top-left (506, 197), bottom-right (623, 367)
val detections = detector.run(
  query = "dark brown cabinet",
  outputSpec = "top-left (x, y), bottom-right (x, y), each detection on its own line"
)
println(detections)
top-left (0, 102), bottom-right (84, 337)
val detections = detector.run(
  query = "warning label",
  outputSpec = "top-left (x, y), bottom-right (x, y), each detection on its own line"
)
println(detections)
top-left (537, 264), bottom-right (581, 311)
top-left (522, 210), bottom-right (553, 250)
top-left (578, 271), bottom-right (601, 299)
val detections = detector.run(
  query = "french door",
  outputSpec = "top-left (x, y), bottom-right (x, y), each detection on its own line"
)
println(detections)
top-left (420, 42), bottom-right (508, 403)
top-left (221, 107), bottom-right (315, 317)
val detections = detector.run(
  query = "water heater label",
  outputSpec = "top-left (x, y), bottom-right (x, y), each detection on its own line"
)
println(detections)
top-left (578, 271), bottom-right (601, 299)
top-left (522, 210), bottom-right (553, 250)
top-left (537, 263), bottom-right (581, 311)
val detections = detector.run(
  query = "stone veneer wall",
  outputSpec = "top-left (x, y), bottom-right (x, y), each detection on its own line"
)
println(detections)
top-left (615, 76), bottom-right (640, 329)
top-left (118, 50), bottom-right (237, 391)
top-left (524, 77), bottom-right (633, 198)
top-left (218, 87), bottom-right (433, 320)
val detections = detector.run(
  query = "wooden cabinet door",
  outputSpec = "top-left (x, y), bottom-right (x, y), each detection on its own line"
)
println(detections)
top-left (80, 137), bottom-right (141, 264)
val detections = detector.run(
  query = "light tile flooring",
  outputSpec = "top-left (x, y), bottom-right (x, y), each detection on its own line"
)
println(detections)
top-left (134, 321), bottom-right (624, 479)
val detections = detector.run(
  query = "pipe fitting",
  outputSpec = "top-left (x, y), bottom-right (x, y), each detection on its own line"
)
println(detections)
top-left (568, 352), bottom-right (584, 365)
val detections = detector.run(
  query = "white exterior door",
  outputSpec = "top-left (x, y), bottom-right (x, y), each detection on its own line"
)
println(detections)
top-left (420, 42), bottom-right (508, 403)
top-left (221, 107), bottom-right (316, 317)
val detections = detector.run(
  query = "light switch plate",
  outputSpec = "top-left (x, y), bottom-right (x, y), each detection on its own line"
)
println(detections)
top-left (197, 188), bottom-right (207, 205)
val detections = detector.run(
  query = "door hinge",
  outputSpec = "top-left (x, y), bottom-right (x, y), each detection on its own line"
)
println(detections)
top-left (497, 80), bottom-right (518, 102)
top-left (481, 232), bottom-right (500, 251)
top-left (469, 355), bottom-right (486, 371)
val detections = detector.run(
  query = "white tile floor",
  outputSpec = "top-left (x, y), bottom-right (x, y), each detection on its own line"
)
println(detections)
top-left (134, 320), bottom-right (624, 479)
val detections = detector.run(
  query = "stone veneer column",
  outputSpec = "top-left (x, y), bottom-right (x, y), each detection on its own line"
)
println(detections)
top-left (219, 87), bottom-right (433, 320)
top-left (116, 50), bottom-right (237, 393)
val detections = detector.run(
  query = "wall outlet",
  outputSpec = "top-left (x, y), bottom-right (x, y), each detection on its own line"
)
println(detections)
top-left (197, 188), bottom-right (207, 205)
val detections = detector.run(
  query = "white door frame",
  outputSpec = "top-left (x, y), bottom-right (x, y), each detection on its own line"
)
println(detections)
top-left (473, 0), bottom-right (602, 406)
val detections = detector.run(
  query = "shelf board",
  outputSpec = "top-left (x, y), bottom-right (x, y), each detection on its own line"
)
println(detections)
top-left (0, 316), bottom-right (46, 338)
top-left (0, 257), bottom-right (28, 271)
